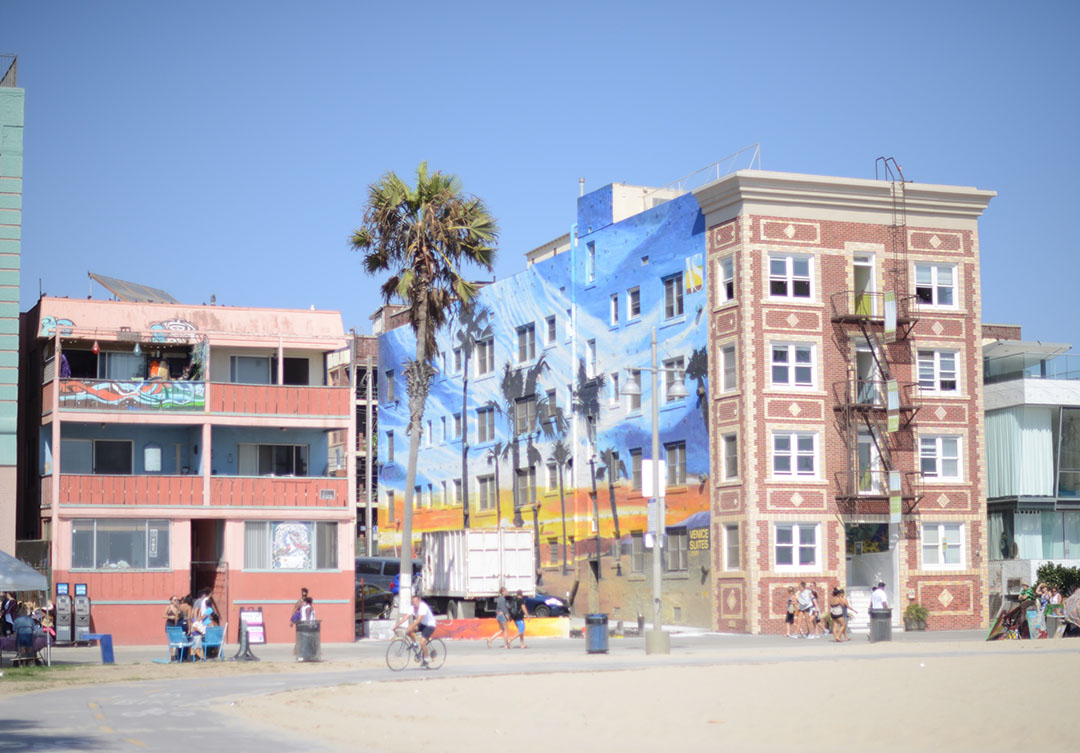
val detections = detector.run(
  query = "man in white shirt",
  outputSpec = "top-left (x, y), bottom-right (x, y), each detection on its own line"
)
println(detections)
top-left (870, 581), bottom-right (889, 610)
top-left (394, 594), bottom-right (438, 667)
top-left (796, 582), bottom-right (814, 637)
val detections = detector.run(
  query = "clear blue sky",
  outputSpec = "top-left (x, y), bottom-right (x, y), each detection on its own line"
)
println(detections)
top-left (3, 1), bottom-right (1078, 341)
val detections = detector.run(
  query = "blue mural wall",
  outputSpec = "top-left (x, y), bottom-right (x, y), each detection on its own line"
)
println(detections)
top-left (376, 186), bottom-right (710, 619)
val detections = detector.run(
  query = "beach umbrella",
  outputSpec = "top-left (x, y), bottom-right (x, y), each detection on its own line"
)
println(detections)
top-left (1064, 590), bottom-right (1080, 628)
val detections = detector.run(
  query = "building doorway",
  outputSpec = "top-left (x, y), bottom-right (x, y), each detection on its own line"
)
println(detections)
top-left (853, 253), bottom-right (875, 316)
top-left (191, 520), bottom-right (228, 620)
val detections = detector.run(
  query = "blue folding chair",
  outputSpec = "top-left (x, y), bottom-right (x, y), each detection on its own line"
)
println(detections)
top-left (165, 625), bottom-right (194, 662)
top-left (202, 625), bottom-right (225, 661)
top-left (13, 626), bottom-right (38, 666)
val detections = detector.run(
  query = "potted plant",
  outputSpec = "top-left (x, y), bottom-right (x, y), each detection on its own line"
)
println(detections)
top-left (903, 603), bottom-right (929, 631)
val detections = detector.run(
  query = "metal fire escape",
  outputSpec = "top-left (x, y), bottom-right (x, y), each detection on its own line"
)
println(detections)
top-left (830, 158), bottom-right (924, 515)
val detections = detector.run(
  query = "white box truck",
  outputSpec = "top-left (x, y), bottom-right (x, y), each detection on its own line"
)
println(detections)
top-left (421, 528), bottom-right (535, 618)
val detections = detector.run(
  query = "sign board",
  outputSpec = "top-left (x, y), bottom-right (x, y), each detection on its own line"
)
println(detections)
top-left (883, 291), bottom-right (897, 343)
top-left (239, 606), bottom-right (267, 645)
top-left (642, 460), bottom-right (667, 498)
top-left (74, 583), bottom-right (87, 596)
top-left (689, 527), bottom-right (710, 551)
top-left (56, 582), bottom-right (69, 596)
top-left (889, 471), bottom-right (902, 523)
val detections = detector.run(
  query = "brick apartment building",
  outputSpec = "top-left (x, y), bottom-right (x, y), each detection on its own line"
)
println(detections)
top-left (698, 169), bottom-right (995, 632)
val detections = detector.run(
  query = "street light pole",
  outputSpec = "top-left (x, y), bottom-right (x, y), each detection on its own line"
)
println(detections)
top-left (646, 327), bottom-right (670, 655)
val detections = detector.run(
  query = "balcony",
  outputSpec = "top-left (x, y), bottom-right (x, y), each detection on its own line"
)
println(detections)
top-left (208, 383), bottom-right (350, 417)
top-left (55, 474), bottom-right (204, 506)
top-left (834, 469), bottom-right (923, 513)
top-left (57, 379), bottom-right (205, 412)
top-left (830, 290), bottom-right (917, 324)
top-left (832, 379), bottom-right (917, 412)
top-left (210, 476), bottom-right (348, 507)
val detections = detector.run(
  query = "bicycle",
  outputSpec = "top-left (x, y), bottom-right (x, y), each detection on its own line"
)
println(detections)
top-left (386, 629), bottom-right (446, 671)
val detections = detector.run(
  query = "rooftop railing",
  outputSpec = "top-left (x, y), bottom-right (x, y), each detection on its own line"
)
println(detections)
top-left (984, 355), bottom-right (1080, 384)
top-left (0, 55), bottom-right (16, 88)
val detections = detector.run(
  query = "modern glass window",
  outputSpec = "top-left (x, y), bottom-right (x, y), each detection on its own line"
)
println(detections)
top-left (629, 370), bottom-right (642, 412)
top-left (631, 532), bottom-right (645, 573)
top-left (610, 294), bottom-right (619, 325)
top-left (771, 344), bottom-right (814, 388)
top-left (477, 474), bottom-right (496, 511)
top-left (775, 523), bottom-right (819, 569)
top-left (773, 432), bottom-right (817, 478)
top-left (243, 521), bottom-right (337, 570)
top-left (230, 356), bottom-right (271, 385)
top-left (384, 369), bottom-right (395, 402)
top-left (665, 441), bottom-right (687, 485)
top-left (100, 351), bottom-right (146, 381)
top-left (724, 524), bottom-right (740, 570)
top-left (720, 345), bottom-right (737, 392)
top-left (663, 356), bottom-right (685, 403)
top-left (476, 339), bottom-right (494, 376)
top-left (1060, 409), bottom-right (1080, 497)
top-left (664, 527), bottom-right (688, 572)
top-left (517, 324), bottom-right (536, 363)
top-left (514, 397), bottom-right (536, 436)
top-left (664, 274), bottom-right (685, 318)
top-left (718, 256), bottom-right (735, 302)
top-left (628, 287), bottom-right (641, 319)
top-left (915, 264), bottom-right (955, 307)
top-left (476, 406), bottom-right (495, 443)
top-left (922, 522), bottom-right (963, 568)
top-left (238, 444), bottom-right (310, 477)
top-left (920, 435), bottom-right (961, 480)
top-left (545, 315), bottom-right (556, 344)
top-left (769, 254), bottom-right (812, 299)
top-left (722, 434), bottom-right (738, 480)
top-left (918, 350), bottom-right (958, 393)
top-left (630, 449), bottom-right (642, 490)
top-left (62, 439), bottom-right (133, 475)
top-left (71, 519), bottom-right (170, 570)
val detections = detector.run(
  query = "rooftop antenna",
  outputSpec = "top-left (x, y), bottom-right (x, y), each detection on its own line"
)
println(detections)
top-left (579, 178), bottom-right (585, 197)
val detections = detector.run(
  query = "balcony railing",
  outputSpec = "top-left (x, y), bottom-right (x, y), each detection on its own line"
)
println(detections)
top-left (832, 379), bottom-right (917, 410)
top-left (208, 383), bottom-right (351, 417)
top-left (211, 476), bottom-right (348, 507)
top-left (58, 379), bottom-right (206, 411)
top-left (834, 469), bottom-right (922, 501)
top-left (830, 290), bottom-right (917, 323)
top-left (56, 474), bottom-right (204, 505)
top-left (985, 354), bottom-right (1080, 384)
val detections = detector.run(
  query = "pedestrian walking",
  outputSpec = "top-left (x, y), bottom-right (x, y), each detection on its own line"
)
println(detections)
top-left (784, 586), bottom-right (797, 638)
top-left (487, 587), bottom-right (511, 648)
top-left (509, 590), bottom-right (529, 648)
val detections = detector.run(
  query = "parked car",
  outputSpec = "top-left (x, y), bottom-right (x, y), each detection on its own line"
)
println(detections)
top-left (355, 584), bottom-right (394, 620)
top-left (354, 557), bottom-right (421, 593)
top-left (525, 592), bottom-right (569, 617)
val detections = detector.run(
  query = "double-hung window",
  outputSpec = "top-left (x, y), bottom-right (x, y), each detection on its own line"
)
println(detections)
top-left (773, 432), bottom-right (817, 478)
top-left (722, 433), bottom-right (738, 480)
top-left (663, 357), bottom-right (685, 403)
top-left (384, 370), bottom-right (395, 402)
top-left (516, 466), bottom-right (537, 508)
top-left (628, 370), bottom-right (642, 412)
top-left (517, 324), bottom-right (536, 363)
top-left (587, 339), bottom-right (597, 378)
top-left (665, 441), bottom-right (687, 485)
top-left (719, 344), bottom-right (737, 392)
top-left (477, 474), bottom-right (496, 511)
top-left (723, 524), bottom-right (740, 570)
top-left (476, 406), bottom-right (495, 443)
top-left (476, 339), bottom-right (494, 376)
top-left (920, 435), bottom-right (961, 480)
top-left (630, 532), bottom-right (645, 573)
top-left (769, 255), bottom-right (812, 299)
top-left (514, 397), bottom-right (537, 436)
top-left (545, 315), bottom-right (556, 345)
top-left (775, 522), bottom-right (819, 569)
top-left (630, 449), bottom-right (643, 490)
top-left (922, 522), bottom-right (964, 569)
top-left (663, 274), bottom-right (684, 319)
top-left (918, 350), bottom-right (958, 393)
top-left (915, 264), bottom-right (955, 307)
top-left (664, 527), bottom-right (688, 572)
top-left (627, 287), bottom-right (641, 319)
top-left (546, 461), bottom-right (558, 492)
top-left (718, 257), bottom-right (735, 302)
top-left (771, 344), bottom-right (814, 388)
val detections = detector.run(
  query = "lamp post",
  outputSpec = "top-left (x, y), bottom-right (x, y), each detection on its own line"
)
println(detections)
top-left (621, 327), bottom-right (687, 655)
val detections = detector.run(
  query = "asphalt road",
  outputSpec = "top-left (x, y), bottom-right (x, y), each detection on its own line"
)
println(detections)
top-left (2, 630), bottom-right (1068, 753)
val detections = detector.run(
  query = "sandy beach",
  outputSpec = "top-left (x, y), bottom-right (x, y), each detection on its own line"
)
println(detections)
top-left (225, 644), bottom-right (1079, 753)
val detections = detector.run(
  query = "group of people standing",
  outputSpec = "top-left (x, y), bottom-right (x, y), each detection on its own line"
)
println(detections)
top-left (2, 592), bottom-right (52, 638)
top-left (162, 588), bottom-right (221, 659)
top-left (785, 582), bottom-right (858, 642)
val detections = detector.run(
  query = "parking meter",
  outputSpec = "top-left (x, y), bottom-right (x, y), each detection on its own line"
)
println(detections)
top-left (55, 588), bottom-right (73, 643)
top-left (73, 593), bottom-right (91, 642)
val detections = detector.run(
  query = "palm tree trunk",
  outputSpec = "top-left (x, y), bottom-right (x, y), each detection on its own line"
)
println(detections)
top-left (558, 466), bottom-right (568, 574)
top-left (461, 355), bottom-right (470, 529)
top-left (398, 306), bottom-right (431, 610)
top-left (608, 478), bottom-right (621, 564)
top-left (511, 438), bottom-right (523, 527)
top-left (493, 455), bottom-right (501, 528)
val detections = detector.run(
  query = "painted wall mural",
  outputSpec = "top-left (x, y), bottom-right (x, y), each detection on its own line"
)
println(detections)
top-left (58, 379), bottom-right (206, 411)
top-left (376, 187), bottom-right (710, 621)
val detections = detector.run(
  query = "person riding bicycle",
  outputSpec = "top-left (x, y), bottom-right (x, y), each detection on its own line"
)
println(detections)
top-left (394, 594), bottom-right (437, 667)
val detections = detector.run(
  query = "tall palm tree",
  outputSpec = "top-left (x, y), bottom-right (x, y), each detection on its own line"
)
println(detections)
top-left (454, 301), bottom-right (492, 529)
top-left (595, 446), bottom-right (626, 565)
top-left (351, 162), bottom-right (497, 606)
top-left (549, 439), bottom-right (573, 574)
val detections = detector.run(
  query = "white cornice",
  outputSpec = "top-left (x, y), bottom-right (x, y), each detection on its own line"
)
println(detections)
top-left (693, 170), bottom-right (996, 225)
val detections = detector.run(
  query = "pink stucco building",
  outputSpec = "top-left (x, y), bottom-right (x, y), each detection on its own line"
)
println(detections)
top-left (19, 296), bottom-right (356, 645)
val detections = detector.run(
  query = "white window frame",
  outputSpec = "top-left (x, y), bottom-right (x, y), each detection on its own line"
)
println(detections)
top-left (774, 522), bottom-right (820, 571)
top-left (922, 522), bottom-right (965, 570)
top-left (71, 518), bottom-right (171, 571)
top-left (628, 370), bottom-right (642, 412)
top-left (770, 343), bottom-right (815, 389)
top-left (768, 254), bottom-right (813, 300)
top-left (586, 242), bottom-right (596, 284)
top-left (917, 349), bottom-right (959, 394)
top-left (517, 324), bottom-right (536, 363)
top-left (587, 339), bottom-right (597, 379)
top-left (920, 435), bottom-right (962, 481)
top-left (627, 287), bottom-right (641, 319)
top-left (663, 274), bottom-right (685, 319)
top-left (772, 431), bottom-right (818, 479)
top-left (546, 461), bottom-right (558, 493)
top-left (723, 523), bottom-right (740, 571)
top-left (545, 315), bottom-right (556, 345)
top-left (718, 256), bottom-right (735, 303)
top-left (476, 339), bottom-right (494, 376)
top-left (630, 449), bottom-right (642, 490)
top-left (719, 344), bottom-right (736, 393)
top-left (476, 406), bottom-right (495, 443)
top-left (477, 474), bottom-right (495, 511)
top-left (915, 263), bottom-right (956, 308)
top-left (610, 293), bottom-right (620, 325)
top-left (665, 441), bottom-right (687, 486)
top-left (722, 433), bottom-right (738, 480)
top-left (663, 356), bottom-right (686, 403)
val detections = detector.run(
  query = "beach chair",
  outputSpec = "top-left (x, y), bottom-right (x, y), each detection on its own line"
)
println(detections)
top-left (202, 625), bottom-right (225, 661)
top-left (165, 625), bottom-right (194, 662)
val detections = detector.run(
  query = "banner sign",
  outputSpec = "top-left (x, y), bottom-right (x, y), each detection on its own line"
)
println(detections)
top-left (239, 607), bottom-right (267, 645)
top-left (889, 470), bottom-right (902, 523)
top-left (884, 291), bottom-right (897, 343)
top-left (887, 380), bottom-right (900, 433)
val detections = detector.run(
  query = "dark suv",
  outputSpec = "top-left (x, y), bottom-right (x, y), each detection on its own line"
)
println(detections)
top-left (354, 557), bottom-right (421, 592)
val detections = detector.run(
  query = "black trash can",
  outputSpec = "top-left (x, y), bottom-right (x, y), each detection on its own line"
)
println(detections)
top-left (295, 619), bottom-right (322, 661)
top-left (585, 614), bottom-right (609, 654)
top-left (868, 608), bottom-right (892, 643)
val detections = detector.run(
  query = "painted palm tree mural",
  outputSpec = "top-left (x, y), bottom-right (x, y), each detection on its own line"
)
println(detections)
top-left (485, 437), bottom-right (509, 526)
top-left (351, 162), bottom-right (497, 601)
top-left (497, 357), bottom-right (550, 528)
top-left (549, 439), bottom-right (572, 574)
top-left (454, 301), bottom-right (492, 528)
top-left (595, 446), bottom-right (626, 565)
top-left (686, 345), bottom-right (710, 437)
